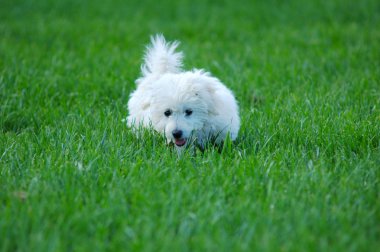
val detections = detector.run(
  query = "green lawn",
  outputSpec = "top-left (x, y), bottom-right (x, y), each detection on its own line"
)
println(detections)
top-left (1, 0), bottom-right (379, 251)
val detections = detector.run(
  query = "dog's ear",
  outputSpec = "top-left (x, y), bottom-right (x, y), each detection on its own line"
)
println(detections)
top-left (193, 73), bottom-right (220, 116)
top-left (192, 70), bottom-right (217, 91)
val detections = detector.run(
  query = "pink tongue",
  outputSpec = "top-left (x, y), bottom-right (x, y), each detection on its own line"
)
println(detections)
top-left (175, 139), bottom-right (186, 146)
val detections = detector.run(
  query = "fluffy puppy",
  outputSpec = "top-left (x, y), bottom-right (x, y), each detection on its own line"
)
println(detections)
top-left (126, 35), bottom-right (240, 150)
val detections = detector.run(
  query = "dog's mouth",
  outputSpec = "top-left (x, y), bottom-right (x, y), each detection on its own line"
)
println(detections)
top-left (174, 138), bottom-right (187, 147)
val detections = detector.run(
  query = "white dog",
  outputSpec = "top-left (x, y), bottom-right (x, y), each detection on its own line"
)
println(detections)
top-left (126, 35), bottom-right (240, 150)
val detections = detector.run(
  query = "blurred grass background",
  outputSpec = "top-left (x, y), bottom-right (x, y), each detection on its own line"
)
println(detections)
top-left (1, 0), bottom-right (379, 251)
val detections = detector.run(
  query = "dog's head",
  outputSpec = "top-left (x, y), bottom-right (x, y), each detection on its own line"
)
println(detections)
top-left (149, 71), bottom-right (218, 149)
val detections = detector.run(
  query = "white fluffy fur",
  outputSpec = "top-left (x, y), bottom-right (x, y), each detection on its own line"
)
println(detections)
top-left (126, 34), bottom-right (240, 150)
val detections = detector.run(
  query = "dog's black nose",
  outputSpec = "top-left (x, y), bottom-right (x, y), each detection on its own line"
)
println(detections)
top-left (172, 129), bottom-right (183, 139)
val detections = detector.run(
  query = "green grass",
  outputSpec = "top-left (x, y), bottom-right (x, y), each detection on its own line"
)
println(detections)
top-left (1, 0), bottom-right (379, 251)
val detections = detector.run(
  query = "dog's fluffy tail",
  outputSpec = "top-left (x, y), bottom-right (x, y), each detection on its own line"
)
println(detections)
top-left (141, 34), bottom-right (183, 77)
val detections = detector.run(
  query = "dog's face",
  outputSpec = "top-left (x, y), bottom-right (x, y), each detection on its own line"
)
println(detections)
top-left (149, 73), bottom-right (215, 149)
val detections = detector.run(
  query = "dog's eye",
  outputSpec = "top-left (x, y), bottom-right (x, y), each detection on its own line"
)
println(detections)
top-left (185, 109), bottom-right (193, 116)
top-left (164, 109), bottom-right (172, 117)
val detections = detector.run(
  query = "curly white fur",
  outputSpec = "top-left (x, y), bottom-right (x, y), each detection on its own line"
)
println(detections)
top-left (126, 34), bottom-right (240, 150)
top-left (140, 35), bottom-right (183, 77)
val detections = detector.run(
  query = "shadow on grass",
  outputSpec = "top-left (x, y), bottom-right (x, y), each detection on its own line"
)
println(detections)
top-left (1, 118), bottom-right (29, 134)
top-left (0, 113), bottom-right (38, 134)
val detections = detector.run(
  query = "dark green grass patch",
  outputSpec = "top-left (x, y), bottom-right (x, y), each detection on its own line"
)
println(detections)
top-left (1, 0), bottom-right (379, 251)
